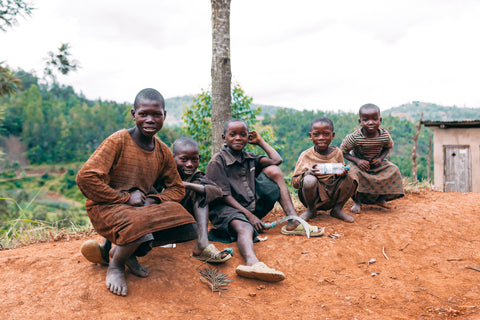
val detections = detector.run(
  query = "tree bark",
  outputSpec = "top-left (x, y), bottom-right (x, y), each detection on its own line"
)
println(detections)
top-left (411, 113), bottom-right (423, 183)
top-left (211, 0), bottom-right (232, 155)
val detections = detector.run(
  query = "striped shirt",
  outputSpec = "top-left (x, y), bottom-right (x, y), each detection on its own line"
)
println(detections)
top-left (340, 128), bottom-right (394, 162)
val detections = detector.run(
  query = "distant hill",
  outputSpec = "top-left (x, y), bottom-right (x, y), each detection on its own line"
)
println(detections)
top-left (164, 95), bottom-right (292, 126)
top-left (383, 101), bottom-right (480, 122)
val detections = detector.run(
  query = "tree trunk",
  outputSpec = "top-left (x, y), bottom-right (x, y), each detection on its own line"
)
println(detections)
top-left (211, 0), bottom-right (232, 155)
top-left (411, 113), bottom-right (423, 183)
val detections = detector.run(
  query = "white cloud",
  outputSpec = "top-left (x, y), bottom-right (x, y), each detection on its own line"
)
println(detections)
top-left (1, 0), bottom-right (480, 111)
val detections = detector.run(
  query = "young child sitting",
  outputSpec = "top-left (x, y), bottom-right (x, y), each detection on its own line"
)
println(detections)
top-left (76, 88), bottom-right (198, 296)
top-left (292, 117), bottom-right (358, 223)
top-left (206, 119), bottom-right (323, 282)
top-left (340, 103), bottom-right (404, 213)
top-left (172, 137), bottom-right (232, 263)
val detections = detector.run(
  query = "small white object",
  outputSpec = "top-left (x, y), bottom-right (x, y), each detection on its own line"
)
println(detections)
top-left (160, 243), bottom-right (176, 248)
top-left (314, 163), bottom-right (348, 174)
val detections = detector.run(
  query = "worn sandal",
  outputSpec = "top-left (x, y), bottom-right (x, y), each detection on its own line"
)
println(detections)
top-left (191, 244), bottom-right (232, 263)
top-left (280, 224), bottom-right (324, 237)
top-left (235, 262), bottom-right (285, 282)
top-left (81, 240), bottom-right (109, 265)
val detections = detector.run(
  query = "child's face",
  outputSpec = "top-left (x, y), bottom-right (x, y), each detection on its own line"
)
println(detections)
top-left (174, 145), bottom-right (200, 178)
top-left (131, 101), bottom-right (166, 138)
top-left (309, 122), bottom-right (334, 152)
top-left (222, 122), bottom-right (249, 152)
top-left (359, 108), bottom-right (382, 134)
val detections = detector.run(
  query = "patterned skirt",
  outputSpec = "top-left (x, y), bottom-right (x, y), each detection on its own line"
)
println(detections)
top-left (349, 160), bottom-right (404, 204)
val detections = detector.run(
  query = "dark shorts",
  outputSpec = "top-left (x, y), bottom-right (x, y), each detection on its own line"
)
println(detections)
top-left (208, 171), bottom-right (280, 243)
top-left (131, 223), bottom-right (198, 257)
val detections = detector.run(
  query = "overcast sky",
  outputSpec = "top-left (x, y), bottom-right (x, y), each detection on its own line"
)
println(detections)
top-left (2, 0), bottom-right (480, 112)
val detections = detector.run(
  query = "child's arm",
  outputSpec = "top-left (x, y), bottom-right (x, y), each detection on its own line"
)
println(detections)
top-left (343, 153), bottom-right (370, 171)
top-left (371, 147), bottom-right (390, 167)
top-left (248, 130), bottom-right (282, 167)
top-left (182, 181), bottom-right (205, 194)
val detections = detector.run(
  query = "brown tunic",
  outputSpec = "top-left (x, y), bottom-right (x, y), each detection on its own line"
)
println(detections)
top-left (76, 129), bottom-right (195, 245)
top-left (292, 146), bottom-right (357, 210)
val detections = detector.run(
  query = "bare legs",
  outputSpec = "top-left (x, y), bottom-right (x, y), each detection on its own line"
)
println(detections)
top-left (106, 241), bottom-right (144, 296)
top-left (262, 165), bottom-right (300, 231)
top-left (301, 174), bottom-right (354, 223)
top-left (230, 219), bottom-right (259, 266)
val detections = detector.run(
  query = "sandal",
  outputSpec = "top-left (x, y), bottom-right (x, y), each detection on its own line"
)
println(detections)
top-left (235, 262), bottom-right (285, 282)
top-left (280, 224), bottom-right (324, 237)
top-left (81, 240), bottom-right (109, 265)
top-left (191, 244), bottom-right (232, 263)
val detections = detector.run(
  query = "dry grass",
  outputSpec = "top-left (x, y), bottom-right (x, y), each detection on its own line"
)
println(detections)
top-left (402, 177), bottom-right (439, 194)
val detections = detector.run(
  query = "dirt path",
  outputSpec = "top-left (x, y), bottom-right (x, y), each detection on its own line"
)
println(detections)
top-left (1, 190), bottom-right (480, 320)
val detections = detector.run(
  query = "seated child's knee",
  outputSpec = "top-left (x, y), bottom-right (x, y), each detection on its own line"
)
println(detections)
top-left (302, 174), bottom-right (317, 189)
top-left (262, 165), bottom-right (282, 178)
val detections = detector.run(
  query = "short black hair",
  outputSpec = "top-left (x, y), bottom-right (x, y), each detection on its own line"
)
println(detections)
top-left (134, 88), bottom-right (165, 110)
top-left (310, 116), bottom-right (334, 131)
top-left (172, 137), bottom-right (199, 156)
top-left (223, 119), bottom-right (248, 134)
top-left (359, 103), bottom-right (380, 116)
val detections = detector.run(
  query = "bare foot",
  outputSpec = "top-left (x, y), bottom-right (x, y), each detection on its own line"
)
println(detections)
top-left (126, 255), bottom-right (149, 277)
top-left (331, 208), bottom-right (354, 223)
top-left (351, 202), bottom-right (361, 213)
top-left (299, 208), bottom-right (317, 221)
top-left (192, 244), bottom-right (230, 260)
top-left (376, 199), bottom-right (391, 209)
top-left (110, 246), bottom-right (149, 277)
top-left (106, 262), bottom-right (128, 296)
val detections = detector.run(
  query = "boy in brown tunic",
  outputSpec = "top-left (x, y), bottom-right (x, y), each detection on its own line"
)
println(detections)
top-left (76, 88), bottom-right (196, 296)
top-left (292, 117), bottom-right (357, 223)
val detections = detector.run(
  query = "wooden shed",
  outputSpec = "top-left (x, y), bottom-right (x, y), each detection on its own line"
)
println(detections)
top-left (422, 120), bottom-right (480, 192)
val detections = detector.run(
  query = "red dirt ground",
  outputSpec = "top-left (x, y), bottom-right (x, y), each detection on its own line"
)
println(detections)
top-left (1, 190), bottom-right (480, 320)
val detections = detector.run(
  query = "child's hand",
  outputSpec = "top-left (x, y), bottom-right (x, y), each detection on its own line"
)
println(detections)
top-left (127, 189), bottom-right (145, 206)
top-left (356, 159), bottom-right (370, 171)
top-left (370, 158), bottom-right (382, 168)
top-left (309, 166), bottom-right (323, 177)
top-left (247, 130), bottom-right (262, 145)
top-left (248, 215), bottom-right (266, 233)
top-left (143, 197), bottom-right (158, 206)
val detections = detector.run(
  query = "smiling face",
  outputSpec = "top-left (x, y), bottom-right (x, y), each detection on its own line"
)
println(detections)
top-left (359, 107), bottom-right (382, 136)
top-left (222, 121), bottom-right (249, 152)
top-left (131, 101), bottom-right (166, 138)
top-left (174, 144), bottom-right (200, 179)
top-left (309, 121), bottom-right (335, 153)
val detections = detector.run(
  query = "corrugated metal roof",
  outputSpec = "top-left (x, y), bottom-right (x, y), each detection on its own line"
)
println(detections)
top-left (421, 120), bottom-right (480, 128)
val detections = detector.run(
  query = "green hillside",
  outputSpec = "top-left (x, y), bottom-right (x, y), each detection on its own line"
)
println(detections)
top-left (383, 101), bottom-right (480, 122)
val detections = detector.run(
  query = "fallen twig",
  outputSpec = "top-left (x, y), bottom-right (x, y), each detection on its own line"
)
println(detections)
top-left (399, 243), bottom-right (410, 251)
top-left (466, 265), bottom-right (480, 273)
top-left (382, 247), bottom-right (389, 261)
top-left (447, 258), bottom-right (464, 262)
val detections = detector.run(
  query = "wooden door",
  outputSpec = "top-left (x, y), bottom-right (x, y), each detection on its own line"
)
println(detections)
top-left (443, 145), bottom-right (471, 192)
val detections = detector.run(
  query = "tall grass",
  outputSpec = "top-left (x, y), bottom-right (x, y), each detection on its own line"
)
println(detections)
top-left (0, 197), bottom-right (93, 249)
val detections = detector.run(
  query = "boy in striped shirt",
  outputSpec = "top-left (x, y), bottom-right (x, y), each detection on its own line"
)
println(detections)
top-left (341, 104), bottom-right (404, 213)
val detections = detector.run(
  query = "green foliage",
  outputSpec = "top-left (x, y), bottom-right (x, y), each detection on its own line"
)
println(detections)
top-left (182, 84), bottom-right (277, 171)
top-left (0, 62), bottom-right (22, 97)
top-left (0, 0), bottom-right (33, 31)
top-left (43, 43), bottom-right (79, 83)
